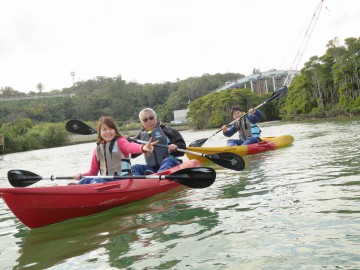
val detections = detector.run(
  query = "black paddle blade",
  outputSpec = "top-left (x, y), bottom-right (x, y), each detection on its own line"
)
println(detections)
top-left (205, 152), bottom-right (245, 171)
top-left (65, 120), bottom-right (97, 135)
top-left (8, 170), bottom-right (43, 187)
top-left (267, 86), bottom-right (288, 103)
top-left (167, 167), bottom-right (216, 188)
top-left (189, 138), bottom-right (208, 147)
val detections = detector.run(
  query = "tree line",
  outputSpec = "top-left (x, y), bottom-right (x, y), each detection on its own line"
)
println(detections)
top-left (281, 37), bottom-right (360, 119)
top-left (0, 73), bottom-right (243, 125)
top-left (0, 73), bottom-right (243, 153)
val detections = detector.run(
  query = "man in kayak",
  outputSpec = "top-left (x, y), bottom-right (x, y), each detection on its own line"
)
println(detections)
top-left (73, 116), bottom-right (157, 184)
top-left (222, 106), bottom-right (263, 146)
top-left (132, 108), bottom-right (186, 175)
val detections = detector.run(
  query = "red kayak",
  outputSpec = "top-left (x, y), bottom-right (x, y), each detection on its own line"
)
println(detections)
top-left (0, 159), bottom-right (213, 228)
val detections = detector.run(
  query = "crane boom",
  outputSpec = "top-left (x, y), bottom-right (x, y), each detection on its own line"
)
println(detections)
top-left (284, 0), bottom-right (325, 87)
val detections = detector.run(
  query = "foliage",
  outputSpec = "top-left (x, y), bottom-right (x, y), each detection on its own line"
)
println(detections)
top-left (0, 73), bottom-right (241, 125)
top-left (120, 122), bottom-right (142, 131)
top-left (0, 72), bottom-right (243, 134)
top-left (281, 36), bottom-right (360, 120)
top-left (0, 73), bottom-right (241, 152)
top-left (0, 119), bottom-right (69, 153)
top-left (188, 88), bottom-right (269, 130)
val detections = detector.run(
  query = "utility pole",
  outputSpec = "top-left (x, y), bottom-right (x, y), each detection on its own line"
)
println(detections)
top-left (70, 71), bottom-right (75, 86)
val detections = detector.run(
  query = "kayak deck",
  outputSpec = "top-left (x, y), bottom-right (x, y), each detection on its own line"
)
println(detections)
top-left (186, 135), bottom-right (294, 162)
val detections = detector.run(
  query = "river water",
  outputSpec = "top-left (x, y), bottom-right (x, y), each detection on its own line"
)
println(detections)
top-left (1, 118), bottom-right (359, 270)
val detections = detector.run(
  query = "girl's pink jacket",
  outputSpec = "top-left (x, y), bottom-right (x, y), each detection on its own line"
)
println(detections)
top-left (83, 137), bottom-right (143, 176)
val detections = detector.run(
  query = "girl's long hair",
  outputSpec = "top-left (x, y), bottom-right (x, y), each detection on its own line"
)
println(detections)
top-left (96, 116), bottom-right (124, 144)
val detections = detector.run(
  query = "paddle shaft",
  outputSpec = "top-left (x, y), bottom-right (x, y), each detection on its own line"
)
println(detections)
top-left (131, 138), bottom-right (212, 158)
top-left (195, 109), bottom-right (256, 142)
top-left (39, 174), bottom-right (191, 181)
top-left (194, 94), bottom-right (272, 141)
top-left (188, 86), bottom-right (288, 147)
top-left (224, 86), bottom-right (287, 128)
top-left (130, 138), bottom-right (245, 171)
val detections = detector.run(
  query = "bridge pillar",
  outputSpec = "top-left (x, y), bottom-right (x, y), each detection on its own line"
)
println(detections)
top-left (250, 80), bottom-right (254, 92)
top-left (265, 80), bottom-right (268, 93)
top-left (272, 76), bottom-right (276, 92)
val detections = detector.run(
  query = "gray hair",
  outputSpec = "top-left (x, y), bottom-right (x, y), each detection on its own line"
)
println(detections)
top-left (139, 108), bottom-right (157, 121)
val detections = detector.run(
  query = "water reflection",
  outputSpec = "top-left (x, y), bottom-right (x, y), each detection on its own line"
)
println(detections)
top-left (12, 187), bottom-right (220, 270)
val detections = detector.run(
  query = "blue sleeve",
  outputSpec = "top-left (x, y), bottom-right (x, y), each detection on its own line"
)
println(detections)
top-left (223, 124), bottom-right (237, 137)
top-left (247, 110), bottom-right (263, 124)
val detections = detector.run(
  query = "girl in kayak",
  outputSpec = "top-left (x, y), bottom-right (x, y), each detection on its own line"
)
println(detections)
top-left (222, 106), bottom-right (263, 146)
top-left (73, 116), bottom-right (157, 184)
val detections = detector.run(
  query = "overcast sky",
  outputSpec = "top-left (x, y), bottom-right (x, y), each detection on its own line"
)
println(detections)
top-left (1, 0), bottom-right (359, 93)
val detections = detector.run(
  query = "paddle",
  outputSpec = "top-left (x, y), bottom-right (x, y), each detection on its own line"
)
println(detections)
top-left (189, 85), bottom-right (288, 147)
top-left (66, 120), bottom-right (97, 135)
top-left (65, 120), bottom-right (245, 171)
top-left (7, 167), bottom-right (216, 189)
top-left (128, 138), bottom-right (245, 171)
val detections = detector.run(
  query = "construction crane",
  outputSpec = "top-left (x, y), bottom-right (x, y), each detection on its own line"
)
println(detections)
top-left (283, 0), bottom-right (325, 87)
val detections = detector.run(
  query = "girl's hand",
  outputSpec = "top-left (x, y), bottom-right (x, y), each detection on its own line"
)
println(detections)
top-left (142, 137), bottom-right (158, 157)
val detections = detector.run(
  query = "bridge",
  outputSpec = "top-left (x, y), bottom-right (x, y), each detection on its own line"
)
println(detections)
top-left (216, 69), bottom-right (298, 94)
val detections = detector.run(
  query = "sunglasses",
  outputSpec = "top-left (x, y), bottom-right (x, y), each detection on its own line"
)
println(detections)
top-left (142, 116), bottom-right (155, 122)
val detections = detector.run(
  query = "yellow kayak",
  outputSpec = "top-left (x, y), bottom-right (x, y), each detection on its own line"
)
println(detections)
top-left (186, 135), bottom-right (294, 162)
